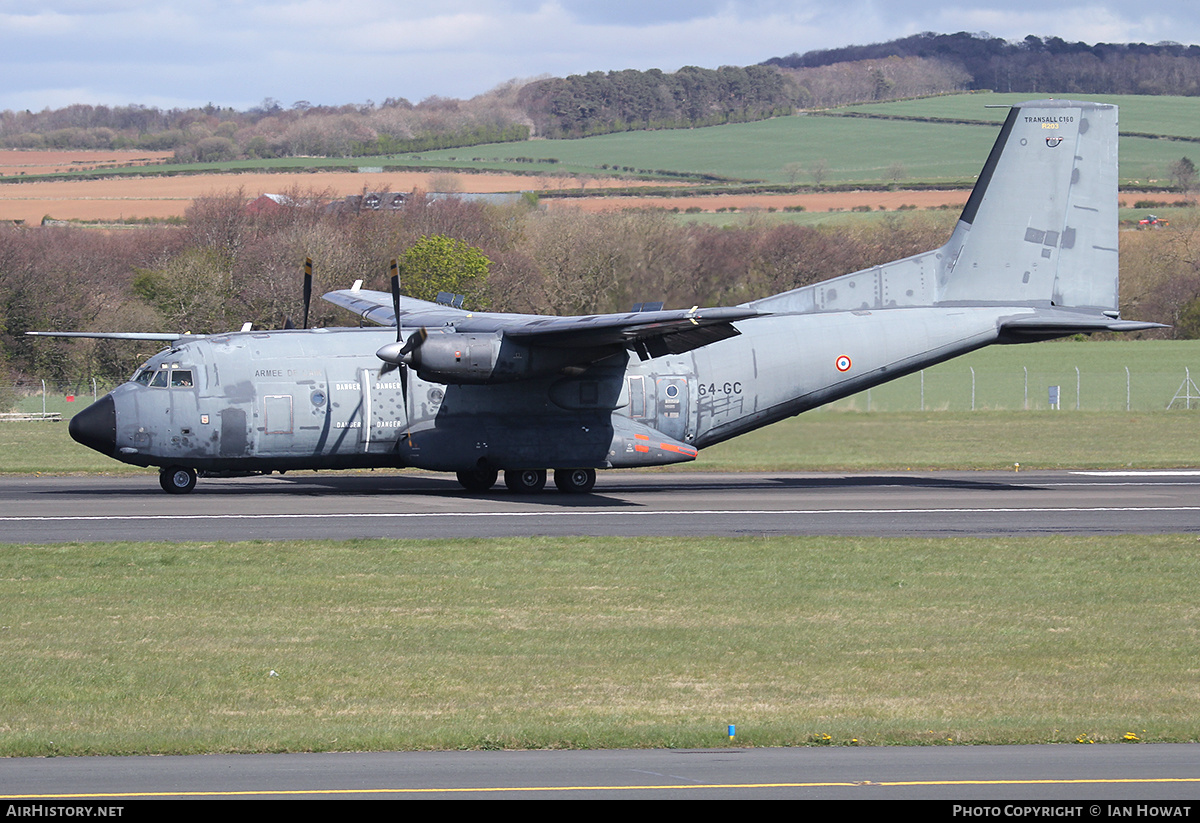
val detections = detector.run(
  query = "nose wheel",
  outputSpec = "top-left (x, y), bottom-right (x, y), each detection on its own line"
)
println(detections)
top-left (159, 466), bottom-right (197, 494)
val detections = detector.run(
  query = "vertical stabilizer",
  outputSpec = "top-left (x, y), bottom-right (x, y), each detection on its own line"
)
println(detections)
top-left (750, 99), bottom-right (1124, 318)
top-left (939, 99), bottom-right (1119, 310)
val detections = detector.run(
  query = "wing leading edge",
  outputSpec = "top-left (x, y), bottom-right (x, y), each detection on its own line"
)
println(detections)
top-left (321, 287), bottom-right (763, 359)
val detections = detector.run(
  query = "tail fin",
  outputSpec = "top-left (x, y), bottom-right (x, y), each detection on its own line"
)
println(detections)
top-left (938, 99), bottom-right (1118, 309)
top-left (752, 99), bottom-right (1159, 331)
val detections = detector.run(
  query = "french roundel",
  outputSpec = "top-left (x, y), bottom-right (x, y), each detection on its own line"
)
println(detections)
top-left (835, 355), bottom-right (852, 372)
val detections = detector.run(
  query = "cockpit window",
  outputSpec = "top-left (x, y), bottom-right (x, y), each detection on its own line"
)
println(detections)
top-left (136, 365), bottom-right (195, 388)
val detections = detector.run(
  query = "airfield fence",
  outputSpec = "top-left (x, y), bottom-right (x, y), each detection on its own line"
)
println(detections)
top-left (831, 366), bottom-right (1200, 412)
top-left (4, 366), bottom-right (1200, 420)
top-left (0, 379), bottom-right (108, 421)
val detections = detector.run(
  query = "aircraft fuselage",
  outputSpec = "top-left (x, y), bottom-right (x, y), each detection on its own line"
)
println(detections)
top-left (70, 304), bottom-right (1021, 482)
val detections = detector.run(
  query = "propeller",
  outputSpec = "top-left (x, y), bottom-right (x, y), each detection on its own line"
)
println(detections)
top-left (283, 257), bottom-right (314, 330)
top-left (302, 257), bottom-right (313, 330)
top-left (376, 260), bottom-right (428, 369)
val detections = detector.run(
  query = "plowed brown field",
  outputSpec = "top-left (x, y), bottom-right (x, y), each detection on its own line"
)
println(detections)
top-left (0, 150), bottom-right (1155, 226)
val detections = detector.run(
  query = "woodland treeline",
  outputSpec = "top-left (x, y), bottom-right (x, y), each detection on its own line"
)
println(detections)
top-left (0, 82), bottom-right (534, 162)
top-left (767, 31), bottom-right (1200, 96)
top-left (1, 194), bottom-right (1196, 389)
top-left (5, 32), bottom-right (1200, 161)
top-left (516, 65), bottom-right (793, 137)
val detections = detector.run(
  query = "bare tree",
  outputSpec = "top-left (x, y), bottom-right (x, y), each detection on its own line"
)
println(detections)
top-left (809, 159), bottom-right (830, 187)
top-left (1168, 157), bottom-right (1196, 200)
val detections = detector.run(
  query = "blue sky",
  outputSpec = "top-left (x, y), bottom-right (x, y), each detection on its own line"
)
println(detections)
top-left (2, 1), bottom-right (1197, 112)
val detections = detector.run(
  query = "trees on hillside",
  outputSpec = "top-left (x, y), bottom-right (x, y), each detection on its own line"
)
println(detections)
top-left (518, 65), bottom-right (792, 138)
top-left (767, 32), bottom-right (1200, 97)
top-left (3, 200), bottom-right (1197, 387)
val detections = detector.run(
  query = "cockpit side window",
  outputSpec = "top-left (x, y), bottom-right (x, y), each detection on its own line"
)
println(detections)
top-left (137, 364), bottom-right (196, 388)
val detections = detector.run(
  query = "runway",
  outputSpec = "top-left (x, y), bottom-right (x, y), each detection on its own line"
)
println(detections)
top-left (5, 744), bottom-right (1200, 800)
top-left (1, 469), bottom-right (1198, 543)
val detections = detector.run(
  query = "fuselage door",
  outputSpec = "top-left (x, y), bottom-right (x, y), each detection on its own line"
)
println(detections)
top-left (358, 367), bottom-right (408, 450)
top-left (655, 376), bottom-right (691, 442)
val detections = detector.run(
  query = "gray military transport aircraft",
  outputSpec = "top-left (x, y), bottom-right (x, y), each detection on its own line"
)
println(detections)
top-left (35, 100), bottom-right (1160, 494)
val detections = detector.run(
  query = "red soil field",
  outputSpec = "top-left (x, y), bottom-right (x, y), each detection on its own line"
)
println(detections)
top-left (0, 150), bottom-right (1159, 226)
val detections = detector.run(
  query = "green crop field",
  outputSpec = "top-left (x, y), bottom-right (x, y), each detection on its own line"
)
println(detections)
top-left (8, 93), bottom-right (1195, 191)
top-left (407, 92), bottom-right (1200, 186)
top-left (417, 115), bottom-right (1001, 185)
top-left (839, 92), bottom-right (1200, 138)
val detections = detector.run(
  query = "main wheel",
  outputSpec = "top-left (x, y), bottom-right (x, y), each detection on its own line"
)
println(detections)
top-left (456, 468), bottom-right (499, 492)
top-left (553, 467), bottom-right (596, 494)
top-left (159, 465), bottom-right (197, 494)
top-left (504, 469), bottom-right (547, 493)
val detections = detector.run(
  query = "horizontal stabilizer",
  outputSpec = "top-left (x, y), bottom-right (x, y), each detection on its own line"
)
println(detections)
top-left (999, 312), bottom-right (1166, 340)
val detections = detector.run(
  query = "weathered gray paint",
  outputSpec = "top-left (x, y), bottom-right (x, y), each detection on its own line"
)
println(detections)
top-left (55, 100), bottom-right (1162, 492)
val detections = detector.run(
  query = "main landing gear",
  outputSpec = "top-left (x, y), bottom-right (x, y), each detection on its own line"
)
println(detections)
top-left (504, 468), bottom-right (547, 493)
top-left (456, 467), bottom-right (597, 494)
top-left (153, 465), bottom-right (597, 495)
top-left (552, 468), bottom-right (596, 494)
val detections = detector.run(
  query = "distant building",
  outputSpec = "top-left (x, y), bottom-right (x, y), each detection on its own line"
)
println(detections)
top-left (343, 192), bottom-right (407, 212)
top-left (245, 193), bottom-right (296, 215)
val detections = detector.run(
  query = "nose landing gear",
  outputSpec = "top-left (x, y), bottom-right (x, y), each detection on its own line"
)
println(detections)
top-left (159, 466), bottom-right (197, 494)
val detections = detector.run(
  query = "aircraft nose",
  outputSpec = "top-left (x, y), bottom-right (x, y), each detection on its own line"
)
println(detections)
top-left (68, 394), bottom-right (116, 455)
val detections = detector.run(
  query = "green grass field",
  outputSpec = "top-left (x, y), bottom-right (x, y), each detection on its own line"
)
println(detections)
top-left (839, 93), bottom-right (1200, 139)
top-left (409, 92), bottom-right (1200, 186)
top-left (8, 93), bottom-right (1195, 190)
top-left (3, 534), bottom-right (1199, 755)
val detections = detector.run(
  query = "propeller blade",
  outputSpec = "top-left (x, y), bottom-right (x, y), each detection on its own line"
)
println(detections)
top-left (302, 257), bottom-right (313, 330)
top-left (390, 261), bottom-right (402, 339)
top-left (398, 326), bottom-right (427, 357)
top-left (375, 328), bottom-right (426, 366)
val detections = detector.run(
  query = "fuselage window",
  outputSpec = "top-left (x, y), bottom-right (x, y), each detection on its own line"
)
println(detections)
top-left (170, 369), bottom-right (194, 388)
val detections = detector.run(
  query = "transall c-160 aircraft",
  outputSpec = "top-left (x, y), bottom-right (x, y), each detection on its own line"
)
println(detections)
top-left (36, 100), bottom-right (1161, 494)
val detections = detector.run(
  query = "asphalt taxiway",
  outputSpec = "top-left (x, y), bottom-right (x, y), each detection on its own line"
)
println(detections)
top-left (0, 469), bottom-right (1197, 543)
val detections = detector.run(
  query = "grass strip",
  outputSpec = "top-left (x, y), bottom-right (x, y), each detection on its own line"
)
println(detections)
top-left (1, 535), bottom-right (1197, 755)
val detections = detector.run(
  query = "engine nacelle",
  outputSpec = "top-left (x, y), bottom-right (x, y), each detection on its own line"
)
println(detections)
top-left (408, 333), bottom-right (508, 384)
top-left (377, 332), bottom-right (601, 385)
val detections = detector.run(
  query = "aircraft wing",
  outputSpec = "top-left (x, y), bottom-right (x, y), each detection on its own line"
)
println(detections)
top-left (25, 331), bottom-right (204, 342)
top-left (322, 287), bottom-right (763, 357)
